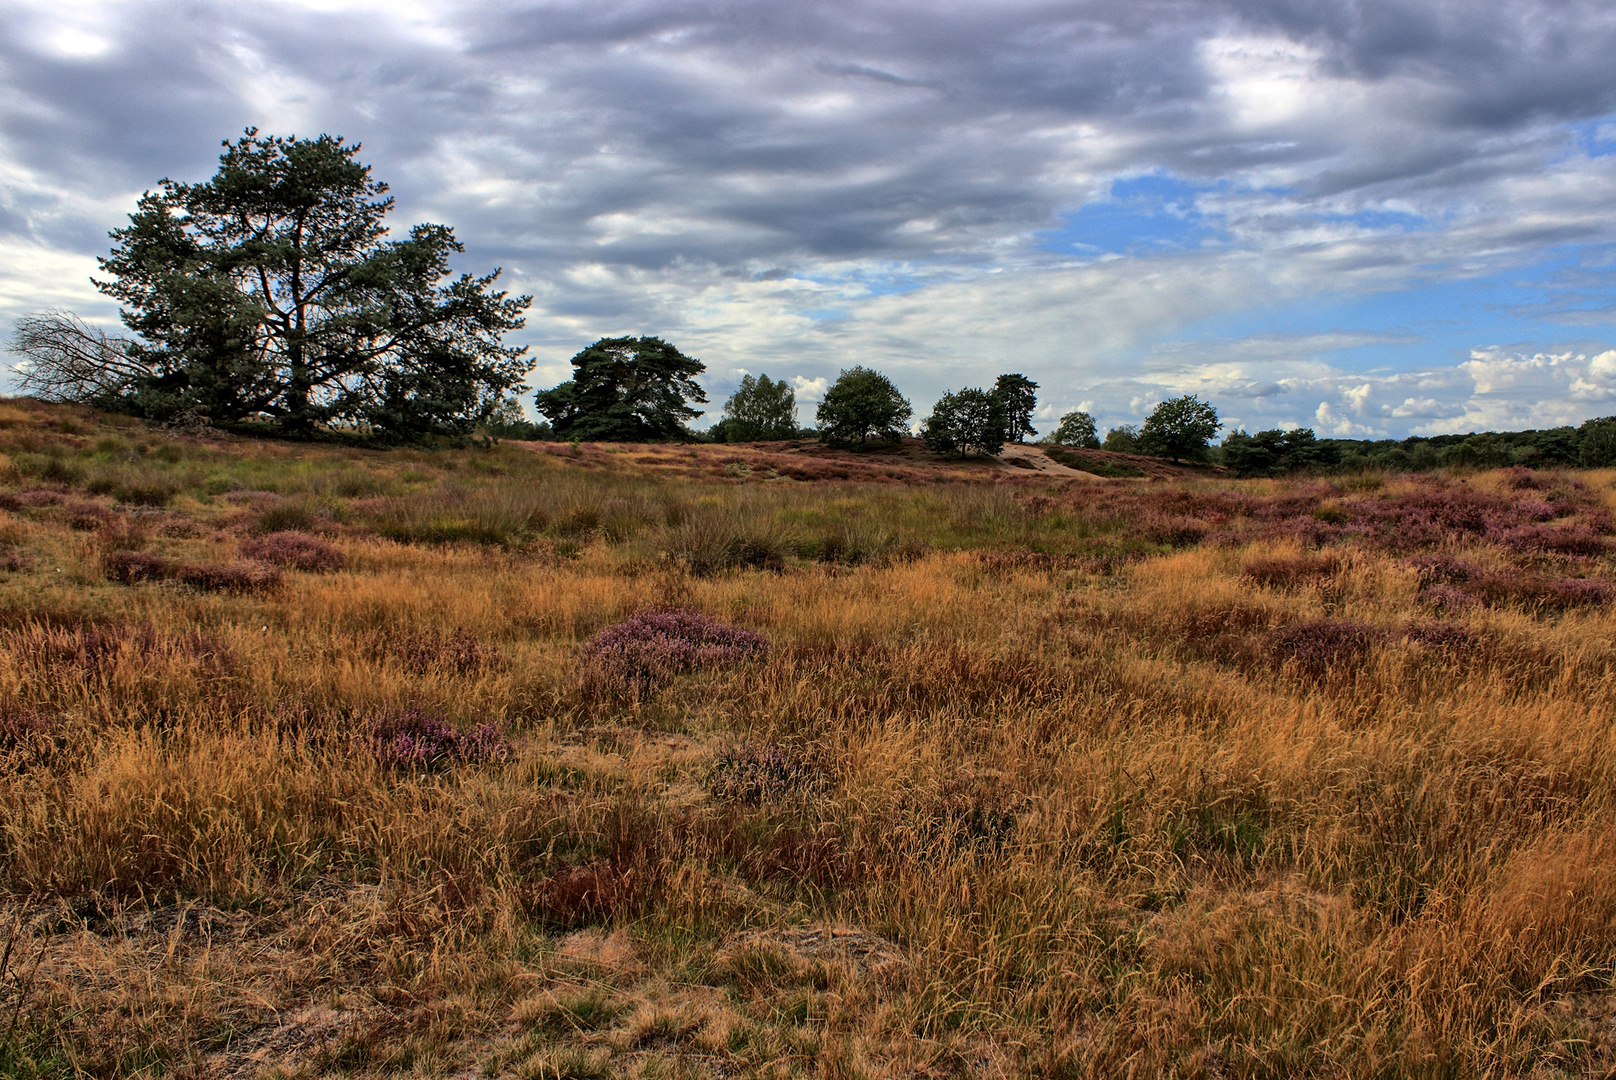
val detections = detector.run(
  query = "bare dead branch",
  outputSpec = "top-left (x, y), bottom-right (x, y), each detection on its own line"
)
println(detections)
top-left (7, 310), bottom-right (152, 404)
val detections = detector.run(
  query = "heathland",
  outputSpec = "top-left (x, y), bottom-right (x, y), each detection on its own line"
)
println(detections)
top-left (1, 397), bottom-right (1614, 1078)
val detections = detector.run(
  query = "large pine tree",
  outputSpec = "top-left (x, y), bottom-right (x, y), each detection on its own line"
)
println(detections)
top-left (93, 129), bottom-right (532, 440)
top-left (533, 336), bottom-right (708, 441)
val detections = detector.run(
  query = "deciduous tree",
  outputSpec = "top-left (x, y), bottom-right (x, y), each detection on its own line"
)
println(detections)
top-left (922, 387), bottom-right (1006, 457)
top-left (713, 373), bottom-right (797, 441)
top-left (1579, 415), bottom-right (1616, 466)
top-left (8, 311), bottom-right (150, 408)
top-left (1049, 410), bottom-right (1100, 448)
top-left (1139, 395), bottom-right (1220, 462)
top-left (815, 367), bottom-right (912, 447)
top-left (1103, 424), bottom-right (1141, 453)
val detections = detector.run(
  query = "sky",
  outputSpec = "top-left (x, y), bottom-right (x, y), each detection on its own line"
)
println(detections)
top-left (4, 0), bottom-right (1616, 439)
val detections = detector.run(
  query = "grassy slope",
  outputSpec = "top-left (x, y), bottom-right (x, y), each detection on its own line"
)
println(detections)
top-left (1, 397), bottom-right (1615, 1078)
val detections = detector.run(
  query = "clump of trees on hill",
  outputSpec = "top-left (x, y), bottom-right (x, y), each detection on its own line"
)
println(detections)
top-left (1221, 427), bottom-right (1339, 476)
top-left (919, 373), bottom-right (1039, 457)
top-left (1045, 396), bottom-right (1223, 463)
top-left (11, 130), bottom-right (532, 443)
top-left (922, 387), bottom-right (1007, 456)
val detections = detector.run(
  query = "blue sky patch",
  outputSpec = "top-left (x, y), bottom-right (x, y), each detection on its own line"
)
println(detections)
top-left (1037, 173), bottom-right (1222, 256)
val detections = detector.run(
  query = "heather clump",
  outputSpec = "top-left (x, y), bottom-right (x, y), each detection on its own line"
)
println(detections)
top-left (1421, 584), bottom-right (1482, 611)
top-left (1345, 485), bottom-right (1517, 548)
top-left (63, 501), bottom-right (110, 530)
top-left (101, 550), bottom-right (283, 594)
top-left (369, 707), bottom-right (511, 770)
top-left (1408, 553), bottom-right (1486, 587)
top-left (522, 862), bottom-right (632, 930)
top-left (1496, 523), bottom-right (1610, 557)
top-left (1407, 554), bottom-right (1614, 611)
top-left (101, 549), bottom-right (174, 585)
top-left (97, 515), bottom-right (152, 552)
top-left (1502, 466), bottom-right (1550, 491)
top-left (239, 530), bottom-right (346, 571)
top-left (1266, 619), bottom-right (1383, 676)
top-left (581, 608), bottom-right (768, 691)
top-left (1133, 511), bottom-right (1211, 547)
top-left (1401, 621), bottom-right (1478, 651)
top-left (172, 561), bottom-right (283, 594)
top-left (1344, 481), bottom-right (1612, 553)
top-left (1547, 578), bottom-right (1616, 606)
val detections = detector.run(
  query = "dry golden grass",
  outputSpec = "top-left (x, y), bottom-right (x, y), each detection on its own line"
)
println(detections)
top-left (1, 399), bottom-right (1614, 1078)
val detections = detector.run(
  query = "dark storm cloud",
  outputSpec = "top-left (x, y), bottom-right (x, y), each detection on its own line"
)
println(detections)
top-left (7, 0), bottom-right (1616, 275)
top-left (1242, 0), bottom-right (1616, 128)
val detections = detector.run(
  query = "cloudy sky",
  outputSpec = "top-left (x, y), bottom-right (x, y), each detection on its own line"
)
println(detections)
top-left (4, 0), bottom-right (1616, 438)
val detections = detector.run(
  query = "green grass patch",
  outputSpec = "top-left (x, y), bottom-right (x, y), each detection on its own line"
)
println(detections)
top-left (1043, 446), bottom-right (1148, 477)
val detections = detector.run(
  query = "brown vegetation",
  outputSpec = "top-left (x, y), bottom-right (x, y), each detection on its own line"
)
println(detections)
top-left (0, 398), bottom-right (1614, 1077)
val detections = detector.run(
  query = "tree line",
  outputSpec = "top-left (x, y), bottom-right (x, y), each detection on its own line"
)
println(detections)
top-left (9, 130), bottom-right (1615, 469)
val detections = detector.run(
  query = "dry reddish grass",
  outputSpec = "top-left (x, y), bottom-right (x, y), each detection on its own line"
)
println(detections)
top-left (1, 401), bottom-right (1614, 1078)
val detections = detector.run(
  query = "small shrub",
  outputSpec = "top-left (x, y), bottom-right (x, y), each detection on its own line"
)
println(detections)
top-left (0, 701), bottom-right (50, 754)
top-left (1502, 467), bottom-right (1549, 490)
top-left (102, 550), bottom-right (173, 584)
top-left (64, 502), bottom-right (109, 530)
top-left (240, 530), bottom-right (346, 571)
top-left (103, 550), bottom-right (282, 593)
top-left (38, 455), bottom-right (84, 486)
top-left (1407, 554), bottom-right (1613, 610)
top-left (1135, 512), bottom-right (1210, 547)
top-left (1548, 578), bottom-right (1615, 606)
top-left (1266, 619), bottom-right (1382, 676)
top-left (114, 480), bottom-right (174, 507)
top-left (582, 608), bottom-right (769, 691)
top-left (10, 490), bottom-right (61, 508)
top-left (369, 708), bottom-right (511, 770)
top-left (1420, 584), bottom-right (1480, 612)
top-left (173, 561), bottom-right (283, 594)
top-left (254, 500), bottom-right (322, 535)
top-left (666, 518), bottom-right (790, 575)
top-left (1498, 524), bottom-right (1610, 557)
top-left (1408, 554), bottom-right (1484, 586)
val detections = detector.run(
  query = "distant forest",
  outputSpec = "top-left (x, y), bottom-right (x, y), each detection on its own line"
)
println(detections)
top-left (1225, 418), bottom-right (1616, 476)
